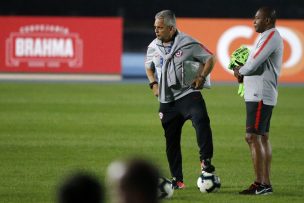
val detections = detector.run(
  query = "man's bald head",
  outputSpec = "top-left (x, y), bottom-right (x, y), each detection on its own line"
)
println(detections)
top-left (258, 7), bottom-right (277, 26)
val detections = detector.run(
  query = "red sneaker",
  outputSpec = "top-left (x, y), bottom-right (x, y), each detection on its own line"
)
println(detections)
top-left (172, 178), bottom-right (186, 189)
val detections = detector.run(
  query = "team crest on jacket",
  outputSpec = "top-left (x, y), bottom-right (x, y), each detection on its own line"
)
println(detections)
top-left (175, 50), bottom-right (183, 57)
top-left (159, 112), bottom-right (163, 120)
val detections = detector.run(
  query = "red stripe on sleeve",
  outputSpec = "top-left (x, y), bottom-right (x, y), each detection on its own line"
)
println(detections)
top-left (200, 44), bottom-right (213, 55)
top-left (254, 101), bottom-right (263, 130)
top-left (253, 31), bottom-right (275, 59)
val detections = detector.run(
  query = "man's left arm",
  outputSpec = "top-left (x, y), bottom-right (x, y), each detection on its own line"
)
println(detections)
top-left (189, 43), bottom-right (216, 89)
top-left (192, 55), bottom-right (216, 89)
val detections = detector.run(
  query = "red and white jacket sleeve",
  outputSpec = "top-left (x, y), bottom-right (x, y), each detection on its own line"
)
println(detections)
top-left (240, 29), bottom-right (278, 76)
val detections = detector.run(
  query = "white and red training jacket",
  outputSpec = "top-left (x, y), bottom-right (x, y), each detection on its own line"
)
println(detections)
top-left (240, 28), bottom-right (284, 106)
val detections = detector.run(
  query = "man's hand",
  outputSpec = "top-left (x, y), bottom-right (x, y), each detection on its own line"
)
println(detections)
top-left (191, 76), bottom-right (206, 90)
top-left (231, 67), bottom-right (245, 97)
top-left (152, 84), bottom-right (159, 97)
top-left (233, 67), bottom-right (244, 83)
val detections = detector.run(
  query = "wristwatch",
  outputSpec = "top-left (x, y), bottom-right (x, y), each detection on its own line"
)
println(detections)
top-left (149, 81), bottom-right (158, 89)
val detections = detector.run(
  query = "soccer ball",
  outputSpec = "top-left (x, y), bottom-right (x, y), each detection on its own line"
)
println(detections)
top-left (197, 172), bottom-right (221, 193)
top-left (157, 177), bottom-right (174, 199)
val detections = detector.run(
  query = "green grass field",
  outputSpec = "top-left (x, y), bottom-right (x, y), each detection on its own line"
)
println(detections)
top-left (0, 82), bottom-right (303, 203)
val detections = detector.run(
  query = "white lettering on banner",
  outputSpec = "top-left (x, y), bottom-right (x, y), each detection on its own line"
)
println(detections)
top-left (217, 25), bottom-right (303, 74)
top-left (19, 24), bottom-right (69, 34)
top-left (15, 38), bottom-right (74, 57)
top-left (6, 24), bottom-right (83, 68)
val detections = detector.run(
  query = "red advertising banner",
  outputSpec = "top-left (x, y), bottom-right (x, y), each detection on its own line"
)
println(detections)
top-left (0, 16), bottom-right (122, 75)
top-left (177, 18), bottom-right (304, 83)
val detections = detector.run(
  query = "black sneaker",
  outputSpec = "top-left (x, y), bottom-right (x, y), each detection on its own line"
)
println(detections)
top-left (239, 182), bottom-right (261, 195)
top-left (261, 184), bottom-right (273, 195)
top-left (171, 178), bottom-right (186, 189)
top-left (201, 159), bottom-right (215, 173)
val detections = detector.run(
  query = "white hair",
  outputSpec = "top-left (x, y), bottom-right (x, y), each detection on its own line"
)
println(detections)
top-left (155, 10), bottom-right (176, 28)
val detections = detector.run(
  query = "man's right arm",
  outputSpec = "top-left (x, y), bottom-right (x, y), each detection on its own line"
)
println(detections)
top-left (145, 68), bottom-right (159, 97)
top-left (239, 30), bottom-right (278, 76)
top-left (145, 45), bottom-right (159, 97)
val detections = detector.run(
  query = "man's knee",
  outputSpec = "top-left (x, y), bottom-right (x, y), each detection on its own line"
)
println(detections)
top-left (191, 115), bottom-right (210, 129)
top-left (245, 133), bottom-right (258, 144)
top-left (261, 133), bottom-right (269, 143)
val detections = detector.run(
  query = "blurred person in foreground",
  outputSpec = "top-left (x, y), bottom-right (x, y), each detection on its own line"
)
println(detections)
top-left (233, 7), bottom-right (283, 195)
top-left (57, 171), bottom-right (104, 203)
top-left (106, 158), bottom-right (160, 203)
top-left (145, 9), bottom-right (217, 189)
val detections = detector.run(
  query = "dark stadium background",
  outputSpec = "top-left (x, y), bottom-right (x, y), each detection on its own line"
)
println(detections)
top-left (1, 0), bottom-right (303, 53)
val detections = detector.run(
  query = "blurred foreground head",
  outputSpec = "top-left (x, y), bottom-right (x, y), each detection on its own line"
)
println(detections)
top-left (58, 171), bottom-right (104, 203)
top-left (106, 158), bottom-right (160, 203)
